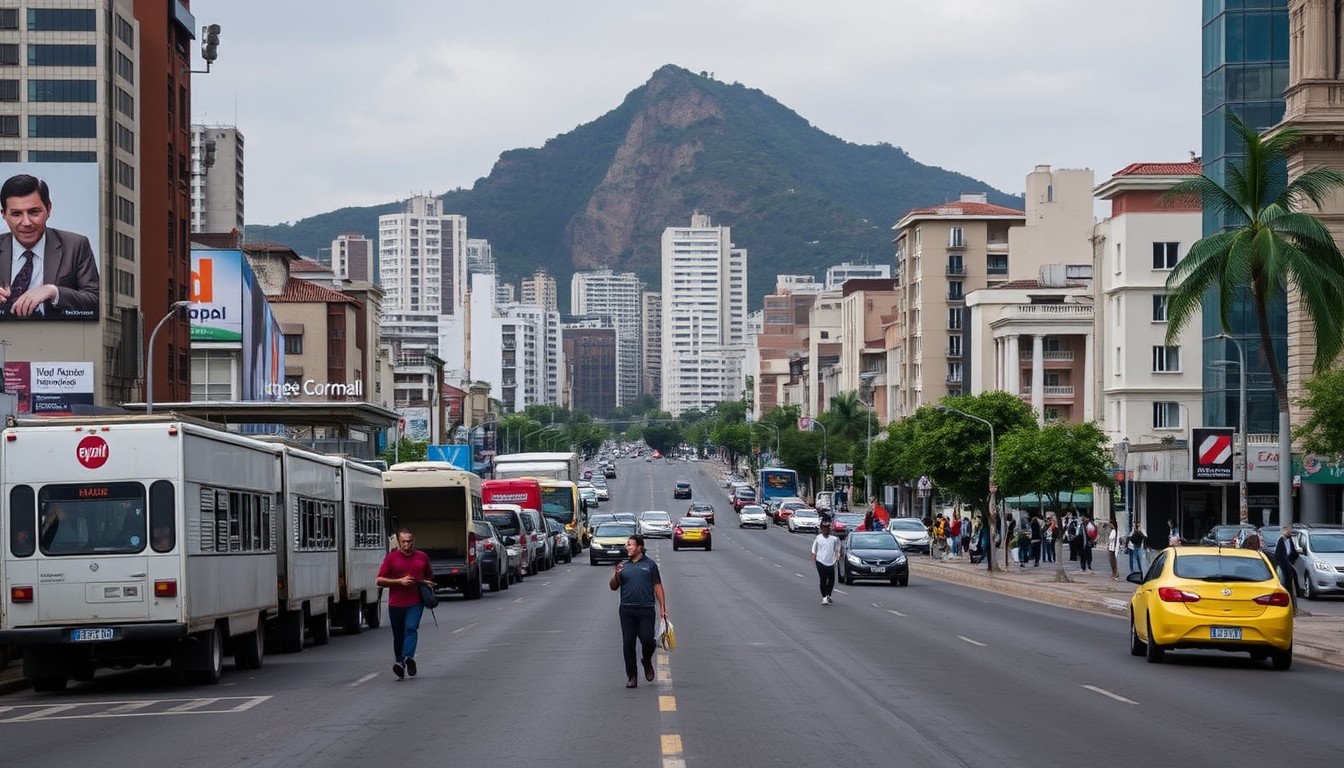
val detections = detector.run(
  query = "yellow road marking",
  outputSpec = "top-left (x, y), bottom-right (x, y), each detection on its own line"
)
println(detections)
top-left (659, 695), bottom-right (677, 712)
top-left (661, 734), bottom-right (683, 755)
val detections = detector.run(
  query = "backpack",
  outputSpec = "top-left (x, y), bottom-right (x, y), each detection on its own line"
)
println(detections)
top-left (1085, 521), bottom-right (1098, 542)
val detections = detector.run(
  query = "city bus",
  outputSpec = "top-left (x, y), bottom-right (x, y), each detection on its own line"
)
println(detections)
top-left (759, 467), bottom-right (801, 506)
top-left (539, 479), bottom-right (583, 553)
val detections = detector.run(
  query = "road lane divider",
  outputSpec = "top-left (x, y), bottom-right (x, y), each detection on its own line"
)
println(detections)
top-left (1081, 684), bottom-right (1140, 705)
top-left (957, 635), bottom-right (987, 647)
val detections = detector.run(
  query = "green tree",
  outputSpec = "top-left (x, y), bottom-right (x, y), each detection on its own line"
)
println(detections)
top-left (996, 421), bottom-right (1116, 579)
top-left (1163, 113), bottom-right (1344, 523)
top-left (1294, 367), bottom-right (1344, 458)
top-left (380, 438), bottom-right (428, 466)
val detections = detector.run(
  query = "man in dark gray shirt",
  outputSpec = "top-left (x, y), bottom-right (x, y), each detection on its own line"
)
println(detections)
top-left (609, 534), bottom-right (668, 688)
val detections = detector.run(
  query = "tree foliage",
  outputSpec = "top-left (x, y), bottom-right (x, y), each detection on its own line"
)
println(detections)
top-left (995, 422), bottom-right (1116, 512)
top-left (1295, 367), bottom-right (1344, 457)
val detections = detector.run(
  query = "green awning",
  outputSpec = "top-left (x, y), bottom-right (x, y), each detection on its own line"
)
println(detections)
top-left (1003, 490), bottom-right (1093, 507)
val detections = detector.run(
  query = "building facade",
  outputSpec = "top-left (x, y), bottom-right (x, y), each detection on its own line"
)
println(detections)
top-left (563, 324), bottom-right (616, 417)
top-left (521, 268), bottom-right (557, 312)
top-left (571, 268), bottom-right (643, 408)
top-left (331, 232), bottom-right (373, 283)
top-left (641, 290), bottom-right (661, 402)
top-left (189, 124), bottom-right (243, 234)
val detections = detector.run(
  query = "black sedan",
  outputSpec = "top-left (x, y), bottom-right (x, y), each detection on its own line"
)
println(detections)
top-left (837, 531), bottom-right (909, 586)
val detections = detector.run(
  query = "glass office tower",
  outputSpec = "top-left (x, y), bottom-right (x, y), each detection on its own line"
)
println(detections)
top-left (1200, 0), bottom-right (1289, 434)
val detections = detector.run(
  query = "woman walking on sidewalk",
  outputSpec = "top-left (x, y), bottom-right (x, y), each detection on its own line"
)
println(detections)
top-left (1106, 521), bottom-right (1121, 580)
top-left (1127, 521), bottom-right (1147, 576)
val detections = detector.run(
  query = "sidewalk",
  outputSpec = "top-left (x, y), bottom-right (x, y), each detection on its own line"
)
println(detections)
top-left (909, 552), bottom-right (1344, 669)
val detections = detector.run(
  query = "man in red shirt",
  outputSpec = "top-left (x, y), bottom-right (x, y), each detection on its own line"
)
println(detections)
top-left (376, 529), bottom-right (434, 679)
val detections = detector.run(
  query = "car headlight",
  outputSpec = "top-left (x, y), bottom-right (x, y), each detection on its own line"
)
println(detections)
top-left (846, 554), bottom-right (862, 565)
top-left (1313, 559), bottom-right (1333, 572)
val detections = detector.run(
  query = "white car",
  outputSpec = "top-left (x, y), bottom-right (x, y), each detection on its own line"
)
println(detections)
top-left (788, 507), bottom-right (822, 534)
top-left (638, 510), bottom-right (674, 538)
top-left (737, 504), bottom-right (768, 529)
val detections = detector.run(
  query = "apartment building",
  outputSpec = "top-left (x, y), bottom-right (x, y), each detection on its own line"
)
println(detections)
top-left (331, 233), bottom-right (374, 283)
top-left (562, 322), bottom-right (617, 417)
top-left (642, 290), bottom-right (661, 402)
top-left (826, 262), bottom-right (891, 289)
top-left (838, 280), bottom-right (898, 421)
top-left (755, 286), bottom-right (817, 418)
top-left (521, 268), bottom-right (558, 312)
top-left (189, 124), bottom-right (243, 234)
top-left (571, 268), bottom-right (644, 407)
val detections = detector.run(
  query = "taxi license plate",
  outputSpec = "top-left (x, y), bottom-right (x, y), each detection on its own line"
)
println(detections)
top-left (1210, 627), bottom-right (1242, 640)
top-left (71, 628), bottom-right (115, 642)
top-left (871, 566), bottom-right (886, 573)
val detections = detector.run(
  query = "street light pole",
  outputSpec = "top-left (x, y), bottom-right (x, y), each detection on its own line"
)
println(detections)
top-left (1211, 333), bottom-right (1248, 524)
top-left (806, 418), bottom-right (828, 494)
top-left (938, 405), bottom-right (998, 572)
top-left (146, 300), bottom-right (192, 414)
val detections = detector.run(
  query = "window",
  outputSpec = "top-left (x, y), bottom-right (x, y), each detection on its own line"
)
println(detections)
top-left (1152, 294), bottom-right (1168, 322)
top-left (0, 80), bottom-right (16, 101)
top-left (115, 159), bottom-right (135, 190)
top-left (283, 334), bottom-right (304, 354)
top-left (947, 307), bottom-right (962, 330)
top-left (27, 44), bottom-right (97, 67)
top-left (1152, 345), bottom-right (1181, 372)
top-left (1044, 372), bottom-right (1061, 387)
top-left (115, 14), bottom-right (135, 48)
top-left (149, 480), bottom-right (175, 553)
top-left (352, 503), bottom-right (385, 548)
top-left (948, 226), bottom-right (965, 248)
top-left (947, 281), bottom-right (964, 301)
top-left (28, 79), bottom-right (97, 103)
top-left (1152, 242), bottom-right (1179, 270)
top-left (29, 150), bottom-right (96, 162)
top-left (1115, 346), bottom-right (1122, 375)
top-left (1153, 402), bottom-right (1181, 429)
top-left (947, 335), bottom-right (962, 357)
top-left (115, 122), bottom-right (135, 153)
top-left (987, 255), bottom-right (1008, 275)
top-left (296, 497), bottom-right (338, 551)
top-left (28, 8), bottom-right (96, 31)
top-left (115, 52), bottom-right (134, 84)
top-left (0, 44), bottom-right (18, 66)
top-left (0, 115), bottom-right (18, 137)
top-left (116, 233), bottom-right (135, 262)
top-left (114, 86), bottom-right (134, 116)
top-left (946, 362), bottom-right (962, 383)
top-left (1114, 242), bottom-right (1122, 274)
top-left (115, 196), bottom-right (135, 225)
top-left (198, 488), bottom-right (274, 554)
top-left (0, 9), bottom-right (17, 30)
top-left (117, 269), bottom-right (135, 297)
top-left (28, 115), bottom-right (96, 138)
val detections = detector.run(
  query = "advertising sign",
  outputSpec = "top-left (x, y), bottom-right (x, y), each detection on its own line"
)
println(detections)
top-left (189, 249), bottom-right (243, 341)
top-left (1191, 428), bottom-right (1235, 481)
top-left (0, 163), bottom-right (101, 321)
top-left (397, 407), bottom-right (431, 442)
top-left (3, 361), bottom-right (94, 415)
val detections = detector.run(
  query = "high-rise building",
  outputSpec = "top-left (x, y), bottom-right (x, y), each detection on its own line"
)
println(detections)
top-left (377, 195), bottom-right (467, 317)
top-left (755, 283), bottom-right (818, 418)
top-left (466, 237), bottom-right (494, 278)
top-left (660, 213), bottom-right (748, 415)
top-left (1200, 1), bottom-right (1290, 435)
top-left (189, 124), bottom-right (243, 234)
top-left (521, 268), bottom-right (557, 312)
top-left (331, 233), bottom-right (373, 282)
top-left (571, 268), bottom-right (644, 407)
top-left (642, 291), bottom-right (661, 401)
top-left (825, 262), bottom-right (891, 290)
top-left (563, 323), bottom-right (617, 417)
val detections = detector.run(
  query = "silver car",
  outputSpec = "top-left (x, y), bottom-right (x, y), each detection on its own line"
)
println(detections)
top-left (1291, 525), bottom-right (1344, 599)
top-left (787, 507), bottom-right (822, 534)
top-left (886, 517), bottom-right (932, 555)
top-left (738, 504), bottom-right (768, 529)
top-left (638, 510), bottom-right (674, 538)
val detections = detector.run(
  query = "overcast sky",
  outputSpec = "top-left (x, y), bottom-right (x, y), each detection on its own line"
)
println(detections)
top-left (191, 1), bottom-right (1202, 227)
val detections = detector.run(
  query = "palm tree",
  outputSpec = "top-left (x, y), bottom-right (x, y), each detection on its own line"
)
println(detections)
top-left (1163, 113), bottom-right (1344, 525)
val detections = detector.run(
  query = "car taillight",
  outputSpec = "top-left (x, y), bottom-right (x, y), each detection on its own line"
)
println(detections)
top-left (484, 540), bottom-right (496, 551)
top-left (154, 579), bottom-right (178, 598)
top-left (1253, 591), bottom-right (1292, 607)
top-left (11, 585), bottom-right (33, 602)
top-left (1157, 587), bottom-right (1200, 603)
top-left (674, 527), bottom-right (684, 536)
top-left (468, 532), bottom-right (478, 565)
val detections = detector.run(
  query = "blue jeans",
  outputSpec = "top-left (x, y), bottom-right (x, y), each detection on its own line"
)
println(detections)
top-left (388, 603), bottom-right (425, 663)
top-left (1127, 547), bottom-right (1145, 576)
top-left (1043, 539), bottom-right (1055, 563)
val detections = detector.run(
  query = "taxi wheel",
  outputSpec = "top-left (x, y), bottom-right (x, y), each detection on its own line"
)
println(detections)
top-left (1129, 617), bottom-right (1145, 657)
top-left (1271, 647), bottom-right (1293, 670)
top-left (1144, 618), bottom-right (1164, 663)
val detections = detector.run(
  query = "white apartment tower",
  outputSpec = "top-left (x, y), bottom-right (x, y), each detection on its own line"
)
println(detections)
top-left (331, 233), bottom-right (374, 282)
top-left (189, 124), bottom-right (244, 234)
top-left (378, 195), bottom-right (467, 317)
top-left (660, 213), bottom-right (748, 415)
top-left (572, 268), bottom-right (644, 407)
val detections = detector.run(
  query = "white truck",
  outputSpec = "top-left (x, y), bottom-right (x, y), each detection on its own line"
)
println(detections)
top-left (383, 462), bottom-right (486, 600)
top-left (492, 451), bottom-right (580, 482)
top-left (0, 417), bottom-right (285, 690)
top-left (336, 459), bottom-right (387, 633)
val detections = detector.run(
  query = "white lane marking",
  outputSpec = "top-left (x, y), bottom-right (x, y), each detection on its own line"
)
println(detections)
top-left (9, 704), bottom-right (79, 721)
top-left (957, 635), bottom-right (986, 647)
top-left (834, 589), bottom-right (848, 595)
top-left (663, 759), bottom-right (687, 768)
top-left (350, 673), bottom-right (378, 687)
top-left (773, 563), bottom-right (783, 568)
top-left (166, 699), bottom-right (214, 713)
top-left (1081, 684), bottom-right (1140, 705)
top-left (886, 609), bottom-right (907, 617)
top-left (794, 573), bottom-right (805, 578)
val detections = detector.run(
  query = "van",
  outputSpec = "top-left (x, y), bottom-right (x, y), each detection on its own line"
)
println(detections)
top-left (521, 508), bottom-right (554, 571)
top-left (483, 504), bottom-right (535, 581)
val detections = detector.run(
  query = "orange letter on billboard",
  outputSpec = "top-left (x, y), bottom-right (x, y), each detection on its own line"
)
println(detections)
top-left (191, 258), bottom-right (213, 302)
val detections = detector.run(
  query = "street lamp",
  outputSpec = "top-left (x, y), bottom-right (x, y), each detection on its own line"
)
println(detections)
top-left (859, 373), bottom-right (882, 506)
top-left (146, 300), bottom-right (192, 414)
top-left (804, 417), bottom-right (828, 494)
top-left (755, 421), bottom-right (781, 461)
top-left (1208, 333), bottom-right (1248, 524)
top-left (522, 424), bottom-right (558, 452)
top-left (937, 405), bottom-right (998, 572)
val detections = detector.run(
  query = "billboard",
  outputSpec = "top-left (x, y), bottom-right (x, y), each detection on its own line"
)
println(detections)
top-left (3, 361), bottom-right (95, 415)
top-left (1192, 428), bottom-right (1235, 481)
top-left (397, 407), bottom-right (431, 442)
top-left (190, 248), bottom-right (284, 401)
top-left (0, 163), bottom-right (101, 321)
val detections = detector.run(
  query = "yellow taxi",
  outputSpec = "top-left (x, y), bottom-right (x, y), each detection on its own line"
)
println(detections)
top-left (1128, 545), bottom-right (1293, 669)
top-left (672, 517), bottom-right (712, 551)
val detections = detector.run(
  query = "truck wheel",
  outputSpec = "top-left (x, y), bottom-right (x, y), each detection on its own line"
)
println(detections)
top-left (235, 624), bottom-right (264, 670)
top-left (188, 626), bottom-right (224, 685)
top-left (310, 609), bottom-right (332, 646)
top-left (467, 571), bottom-right (484, 600)
top-left (490, 565), bottom-right (504, 592)
top-left (499, 566), bottom-right (510, 590)
top-left (363, 601), bottom-right (382, 630)
top-left (342, 600), bottom-right (363, 635)
top-left (280, 610), bottom-right (305, 653)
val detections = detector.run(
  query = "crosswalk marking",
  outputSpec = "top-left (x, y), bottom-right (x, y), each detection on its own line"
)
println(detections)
top-left (0, 695), bottom-right (271, 723)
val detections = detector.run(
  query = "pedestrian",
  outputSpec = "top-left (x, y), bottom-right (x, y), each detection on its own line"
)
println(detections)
top-left (1078, 515), bottom-right (1095, 573)
top-left (1106, 520), bottom-right (1121, 581)
top-left (1042, 514), bottom-right (1056, 564)
top-left (375, 528), bottom-right (434, 680)
top-left (1273, 525), bottom-right (1299, 594)
top-left (949, 514), bottom-right (962, 557)
top-left (811, 520), bottom-right (841, 604)
top-left (977, 515), bottom-right (991, 570)
top-left (960, 515), bottom-right (972, 556)
top-left (863, 507), bottom-right (874, 532)
top-left (608, 534), bottom-right (668, 689)
top-left (1127, 521), bottom-right (1147, 576)
top-left (1029, 514), bottom-right (1042, 567)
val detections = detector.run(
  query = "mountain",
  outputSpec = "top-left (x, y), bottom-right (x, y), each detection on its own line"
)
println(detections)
top-left (245, 65), bottom-right (1021, 312)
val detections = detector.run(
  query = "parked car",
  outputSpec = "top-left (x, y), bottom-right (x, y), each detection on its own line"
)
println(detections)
top-left (737, 504), bottom-right (768, 529)
top-left (638, 510), bottom-right (674, 538)
top-left (1257, 525), bottom-right (1282, 558)
top-left (731, 487), bottom-right (757, 511)
top-left (472, 520), bottom-right (511, 592)
top-left (887, 517), bottom-right (931, 555)
top-left (604, 465), bottom-right (617, 479)
top-left (590, 522), bottom-right (637, 565)
top-left (773, 499), bottom-right (808, 527)
top-left (520, 508), bottom-right (554, 573)
top-left (838, 531), bottom-right (909, 586)
top-left (592, 477), bottom-right (610, 501)
top-left (674, 481), bottom-right (693, 500)
top-left (483, 504), bottom-right (535, 583)
top-left (787, 507), bottom-right (822, 534)
top-left (545, 518), bottom-right (573, 565)
top-left (1199, 524), bottom-right (1260, 548)
top-left (1128, 546), bottom-right (1293, 669)
top-left (672, 517), bottom-right (712, 551)
top-left (579, 486), bottom-right (599, 509)
top-left (831, 512), bottom-right (865, 539)
top-left (687, 502), bottom-right (716, 525)
top-left (1289, 524), bottom-right (1344, 599)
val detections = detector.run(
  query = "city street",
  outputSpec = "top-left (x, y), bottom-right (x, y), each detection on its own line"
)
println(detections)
top-left (1, 456), bottom-right (1342, 767)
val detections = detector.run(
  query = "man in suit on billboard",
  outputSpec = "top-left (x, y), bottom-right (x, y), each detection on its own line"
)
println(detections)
top-left (0, 173), bottom-right (100, 320)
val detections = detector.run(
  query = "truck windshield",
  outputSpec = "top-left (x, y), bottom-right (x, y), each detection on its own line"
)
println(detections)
top-left (37, 482), bottom-right (148, 556)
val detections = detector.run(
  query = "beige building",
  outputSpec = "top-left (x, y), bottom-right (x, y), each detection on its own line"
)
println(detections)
top-left (641, 290), bottom-right (662, 401)
top-left (838, 280), bottom-right (898, 423)
top-left (521, 268), bottom-right (558, 312)
top-left (755, 288), bottom-right (817, 418)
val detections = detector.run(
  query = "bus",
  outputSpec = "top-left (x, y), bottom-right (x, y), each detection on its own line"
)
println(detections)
top-left (539, 479), bottom-right (583, 553)
top-left (492, 452), bottom-right (580, 482)
top-left (759, 467), bottom-right (801, 505)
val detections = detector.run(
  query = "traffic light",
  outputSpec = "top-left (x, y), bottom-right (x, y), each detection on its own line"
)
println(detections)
top-left (201, 24), bottom-right (221, 64)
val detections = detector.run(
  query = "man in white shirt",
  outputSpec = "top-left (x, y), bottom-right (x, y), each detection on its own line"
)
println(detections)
top-left (811, 521), bottom-right (841, 605)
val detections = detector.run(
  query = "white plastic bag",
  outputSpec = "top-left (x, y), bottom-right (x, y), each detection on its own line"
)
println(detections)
top-left (656, 616), bottom-right (676, 651)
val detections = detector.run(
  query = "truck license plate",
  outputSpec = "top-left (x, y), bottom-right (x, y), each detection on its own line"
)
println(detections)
top-left (71, 628), bottom-right (115, 642)
top-left (1210, 627), bottom-right (1242, 640)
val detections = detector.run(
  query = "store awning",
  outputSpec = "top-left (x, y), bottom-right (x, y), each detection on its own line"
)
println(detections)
top-left (1004, 490), bottom-right (1093, 507)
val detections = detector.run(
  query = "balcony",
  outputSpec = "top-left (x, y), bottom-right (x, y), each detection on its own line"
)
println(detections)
top-left (1019, 350), bottom-right (1075, 363)
top-left (945, 375), bottom-right (963, 384)
top-left (1003, 305), bottom-right (1093, 320)
top-left (945, 346), bottom-right (962, 359)
top-left (945, 263), bottom-right (965, 276)
top-left (946, 292), bottom-right (965, 303)
top-left (1020, 385), bottom-right (1075, 398)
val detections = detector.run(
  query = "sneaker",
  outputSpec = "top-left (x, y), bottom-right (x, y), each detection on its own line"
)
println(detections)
top-left (393, 662), bottom-right (405, 679)
top-left (822, 597), bottom-right (828, 605)
top-left (626, 677), bottom-right (638, 688)
top-left (406, 657), bottom-right (417, 677)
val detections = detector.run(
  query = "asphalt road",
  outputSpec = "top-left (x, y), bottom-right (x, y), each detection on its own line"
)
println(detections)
top-left (2, 456), bottom-right (1342, 767)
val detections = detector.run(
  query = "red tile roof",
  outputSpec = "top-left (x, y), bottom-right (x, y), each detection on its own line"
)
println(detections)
top-left (271, 277), bottom-right (360, 305)
top-left (289, 259), bottom-right (327, 272)
top-left (1111, 161), bottom-right (1202, 177)
top-left (902, 201), bottom-right (1024, 218)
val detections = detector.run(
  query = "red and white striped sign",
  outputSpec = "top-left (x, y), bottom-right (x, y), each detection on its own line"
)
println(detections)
top-left (1191, 428), bottom-right (1235, 480)
top-left (1198, 433), bottom-right (1232, 466)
